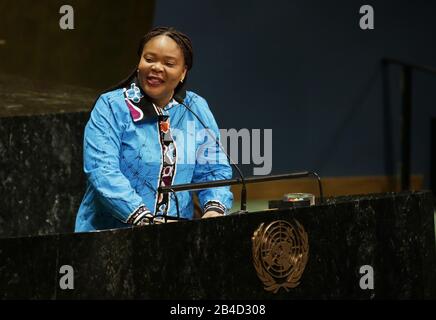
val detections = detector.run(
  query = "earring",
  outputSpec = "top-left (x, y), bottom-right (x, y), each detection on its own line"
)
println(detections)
top-left (180, 79), bottom-right (184, 83)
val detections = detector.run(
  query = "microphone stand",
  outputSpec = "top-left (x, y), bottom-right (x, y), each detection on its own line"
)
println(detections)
top-left (172, 86), bottom-right (322, 215)
top-left (158, 171), bottom-right (324, 214)
top-left (173, 90), bottom-right (248, 211)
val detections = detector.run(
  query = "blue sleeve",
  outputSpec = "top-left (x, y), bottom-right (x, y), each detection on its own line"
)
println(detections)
top-left (83, 95), bottom-right (146, 223)
top-left (191, 97), bottom-right (234, 213)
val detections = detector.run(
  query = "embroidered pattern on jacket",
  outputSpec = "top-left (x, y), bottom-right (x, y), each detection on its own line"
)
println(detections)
top-left (126, 205), bottom-right (153, 225)
top-left (123, 82), bottom-right (144, 122)
top-left (204, 200), bottom-right (226, 215)
top-left (154, 104), bottom-right (177, 216)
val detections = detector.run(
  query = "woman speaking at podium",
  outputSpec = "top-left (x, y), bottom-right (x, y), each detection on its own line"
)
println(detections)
top-left (75, 27), bottom-right (233, 232)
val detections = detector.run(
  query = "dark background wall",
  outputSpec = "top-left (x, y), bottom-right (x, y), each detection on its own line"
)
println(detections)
top-left (154, 0), bottom-right (436, 187)
top-left (0, 0), bottom-right (154, 90)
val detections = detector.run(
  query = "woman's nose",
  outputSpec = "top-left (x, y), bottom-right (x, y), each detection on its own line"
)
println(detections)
top-left (151, 62), bottom-right (163, 72)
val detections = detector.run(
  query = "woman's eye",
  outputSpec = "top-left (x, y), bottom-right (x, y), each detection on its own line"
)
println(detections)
top-left (166, 62), bottom-right (175, 67)
top-left (145, 57), bottom-right (153, 62)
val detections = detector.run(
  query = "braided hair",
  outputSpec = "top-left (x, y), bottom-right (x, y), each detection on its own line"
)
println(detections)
top-left (138, 26), bottom-right (193, 71)
top-left (104, 26), bottom-right (194, 93)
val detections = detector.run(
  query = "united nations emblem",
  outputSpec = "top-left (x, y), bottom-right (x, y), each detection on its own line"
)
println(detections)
top-left (252, 219), bottom-right (309, 293)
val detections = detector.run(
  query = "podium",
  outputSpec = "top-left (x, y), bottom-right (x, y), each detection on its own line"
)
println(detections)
top-left (0, 191), bottom-right (435, 299)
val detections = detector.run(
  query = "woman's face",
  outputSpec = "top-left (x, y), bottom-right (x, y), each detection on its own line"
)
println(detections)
top-left (138, 35), bottom-right (187, 108)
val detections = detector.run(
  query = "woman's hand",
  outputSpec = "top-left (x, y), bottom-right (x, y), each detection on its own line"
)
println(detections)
top-left (201, 211), bottom-right (224, 219)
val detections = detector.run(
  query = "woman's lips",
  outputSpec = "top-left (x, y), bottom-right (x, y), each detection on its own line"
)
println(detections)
top-left (146, 76), bottom-right (164, 87)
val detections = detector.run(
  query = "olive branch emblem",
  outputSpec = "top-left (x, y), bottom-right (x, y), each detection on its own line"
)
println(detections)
top-left (252, 220), bottom-right (309, 293)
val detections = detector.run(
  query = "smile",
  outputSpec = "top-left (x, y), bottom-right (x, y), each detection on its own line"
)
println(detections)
top-left (146, 76), bottom-right (164, 87)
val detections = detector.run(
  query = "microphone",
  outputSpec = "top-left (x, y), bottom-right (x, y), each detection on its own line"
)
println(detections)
top-left (173, 93), bottom-right (248, 212)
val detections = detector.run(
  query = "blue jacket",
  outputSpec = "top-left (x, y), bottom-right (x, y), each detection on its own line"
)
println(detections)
top-left (75, 81), bottom-right (233, 232)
